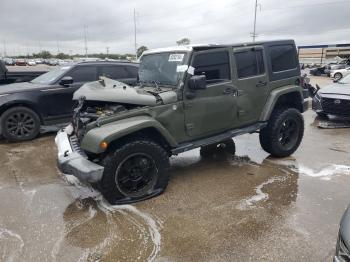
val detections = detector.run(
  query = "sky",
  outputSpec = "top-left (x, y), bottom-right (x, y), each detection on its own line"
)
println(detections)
top-left (0, 0), bottom-right (350, 56)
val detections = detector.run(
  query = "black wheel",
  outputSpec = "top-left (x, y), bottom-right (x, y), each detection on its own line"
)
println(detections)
top-left (200, 139), bottom-right (236, 158)
top-left (334, 73), bottom-right (342, 81)
top-left (1, 106), bottom-right (41, 142)
top-left (259, 108), bottom-right (304, 157)
top-left (99, 139), bottom-right (170, 204)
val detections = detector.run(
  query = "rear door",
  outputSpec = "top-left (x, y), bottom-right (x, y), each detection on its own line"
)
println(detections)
top-left (183, 48), bottom-right (238, 138)
top-left (232, 46), bottom-right (269, 125)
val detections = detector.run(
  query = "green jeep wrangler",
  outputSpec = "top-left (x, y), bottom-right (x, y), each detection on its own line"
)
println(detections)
top-left (55, 40), bottom-right (307, 204)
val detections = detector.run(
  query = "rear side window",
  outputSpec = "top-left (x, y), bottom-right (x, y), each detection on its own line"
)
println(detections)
top-left (235, 49), bottom-right (265, 78)
top-left (193, 51), bottom-right (231, 84)
top-left (68, 66), bottom-right (96, 82)
top-left (99, 66), bottom-right (127, 79)
top-left (270, 45), bottom-right (297, 72)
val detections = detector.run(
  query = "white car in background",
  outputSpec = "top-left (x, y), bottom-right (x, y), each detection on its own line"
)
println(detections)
top-left (330, 66), bottom-right (350, 81)
top-left (27, 60), bottom-right (36, 66)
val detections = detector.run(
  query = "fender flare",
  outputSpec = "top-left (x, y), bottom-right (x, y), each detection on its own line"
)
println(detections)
top-left (259, 85), bottom-right (304, 122)
top-left (80, 115), bottom-right (178, 154)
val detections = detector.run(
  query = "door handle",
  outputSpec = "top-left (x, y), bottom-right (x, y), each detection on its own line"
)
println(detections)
top-left (256, 81), bottom-right (267, 87)
top-left (223, 87), bottom-right (238, 96)
top-left (223, 87), bottom-right (234, 95)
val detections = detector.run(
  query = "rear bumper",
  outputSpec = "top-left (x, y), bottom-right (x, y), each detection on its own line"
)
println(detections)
top-left (55, 128), bottom-right (104, 183)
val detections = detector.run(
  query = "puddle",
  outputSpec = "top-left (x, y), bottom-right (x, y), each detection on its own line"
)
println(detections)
top-left (0, 227), bottom-right (24, 262)
top-left (53, 174), bottom-right (163, 262)
top-left (237, 176), bottom-right (286, 210)
top-left (292, 164), bottom-right (350, 181)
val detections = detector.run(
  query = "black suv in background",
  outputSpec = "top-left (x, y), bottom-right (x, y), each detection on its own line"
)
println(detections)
top-left (0, 61), bottom-right (139, 142)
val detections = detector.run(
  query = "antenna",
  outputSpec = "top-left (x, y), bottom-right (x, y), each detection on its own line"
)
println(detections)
top-left (251, 0), bottom-right (261, 42)
top-left (134, 8), bottom-right (137, 60)
top-left (3, 39), bottom-right (7, 57)
top-left (84, 25), bottom-right (88, 58)
top-left (56, 35), bottom-right (60, 54)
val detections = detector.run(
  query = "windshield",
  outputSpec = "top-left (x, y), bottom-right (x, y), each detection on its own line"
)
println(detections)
top-left (139, 52), bottom-right (187, 86)
top-left (339, 74), bottom-right (350, 84)
top-left (31, 66), bottom-right (72, 84)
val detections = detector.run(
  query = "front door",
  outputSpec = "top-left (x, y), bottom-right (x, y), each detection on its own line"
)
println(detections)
top-left (183, 49), bottom-right (238, 138)
top-left (39, 66), bottom-right (97, 123)
top-left (232, 46), bottom-right (269, 125)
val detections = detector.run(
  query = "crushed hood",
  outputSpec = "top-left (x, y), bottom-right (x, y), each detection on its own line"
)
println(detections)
top-left (73, 77), bottom-right (177, 106)
top-left (319, 83), bottom-right (350, 96)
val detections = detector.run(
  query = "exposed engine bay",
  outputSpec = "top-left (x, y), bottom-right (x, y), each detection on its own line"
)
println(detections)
top-left (71, 97), bottom-right (140, 142)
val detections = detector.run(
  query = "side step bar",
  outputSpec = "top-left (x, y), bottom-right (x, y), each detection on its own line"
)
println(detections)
top-left (171, 122), bottom-right (267, 155)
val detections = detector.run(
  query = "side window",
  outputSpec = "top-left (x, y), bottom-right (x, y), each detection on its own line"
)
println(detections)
top-left (270, 45), bottom-right (297, 72)
top-left (68, 66), bottom-right (96, 82)
top-left (192, 51), bottom-right (230, 84)
top-left (99, 66), bottom-right (127, 79)
top-left (234, 49), bottom-right (265, 79)
top-left (125, 66), bottom-right (139, 78)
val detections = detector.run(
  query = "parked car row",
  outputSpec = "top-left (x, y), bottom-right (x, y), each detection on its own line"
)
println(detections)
top-left (0, 61), bottom-right (138, 141)
top-left (0, 60), bottom-right (48, 85)
top-left (309, 58), bottom-right (350, 81)
top-left (1, 57), bottom-right (75, 66)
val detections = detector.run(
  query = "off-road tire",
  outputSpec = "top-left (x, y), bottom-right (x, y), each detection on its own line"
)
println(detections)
top-left (200, 139), bottom-right (236, 157)
top-left (99, 139), bottom-right (170, 204)
top-left (334, 72), bottom-right (343, 81)
top-left (259, 108), bottom-right (304, 157)
top-left (1, 106), bottom-right (41, 142)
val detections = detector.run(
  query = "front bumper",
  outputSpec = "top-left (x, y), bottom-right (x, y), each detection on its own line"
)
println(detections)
top-left (334, 233), bottom-right (350, 262)
top-left (55, 128), bottom-right (104, 183)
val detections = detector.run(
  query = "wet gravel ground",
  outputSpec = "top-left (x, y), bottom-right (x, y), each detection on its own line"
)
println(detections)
top-left (0, 77), bottom-right (349, 261)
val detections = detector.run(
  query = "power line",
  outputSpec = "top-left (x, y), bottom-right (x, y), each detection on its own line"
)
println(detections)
top-left (134, 8), bottom-right (137, 59)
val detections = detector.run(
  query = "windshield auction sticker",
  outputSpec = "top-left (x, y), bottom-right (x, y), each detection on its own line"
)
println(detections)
top-left (169, 54), bottom-right (184, 62)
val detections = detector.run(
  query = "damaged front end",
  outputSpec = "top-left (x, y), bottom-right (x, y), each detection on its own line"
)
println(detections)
top-left (55, 77), bottom-right (178, 183)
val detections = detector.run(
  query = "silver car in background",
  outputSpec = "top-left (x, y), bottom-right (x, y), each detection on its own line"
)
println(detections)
top-left (312, 74), bottom-right (350, 117)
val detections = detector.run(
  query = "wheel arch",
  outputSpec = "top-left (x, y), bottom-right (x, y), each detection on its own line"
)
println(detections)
top-left (0, 101), bottom-right (43, 123)
top-left (259, 86), bottom-right (304, 121)
top-left (80, 116), bottom-right (178, 155)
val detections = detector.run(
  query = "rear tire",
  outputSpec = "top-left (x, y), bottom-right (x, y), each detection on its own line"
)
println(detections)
top-left (259, 108), bottom-right (304, 157)
top-left (99, 139), bottom-right (170, 204)
top-left (1, 106), bottom-right (41, 142)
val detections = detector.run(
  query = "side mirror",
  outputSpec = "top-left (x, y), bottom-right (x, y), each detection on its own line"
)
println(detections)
top-left (59, 76), bottom-right (73, 86)
top-left (188, 75), bottom-right (207, 90)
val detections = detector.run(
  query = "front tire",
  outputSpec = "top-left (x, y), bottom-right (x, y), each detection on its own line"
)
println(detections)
top-left (259, 108), bottom-right (304, 157)
top-left (334, 73), bottom-right (343, 81)
top-left (1, 106), bottom-right (41, 142)
top-left (99, 139), bottom-right (170, 204)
